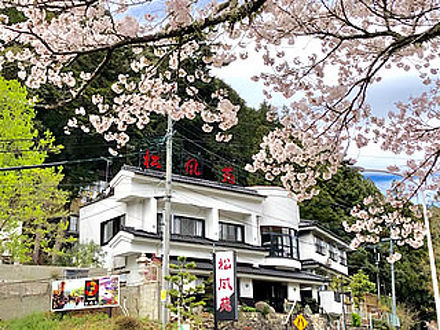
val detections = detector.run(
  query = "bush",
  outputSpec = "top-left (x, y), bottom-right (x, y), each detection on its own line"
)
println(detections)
top-left (351, 313), bottom-right (361, 327)
top-left (241, 306), bottom-right (258, 313)
top-left (301, 298), bottom-right (319, 314)
top-left (372, 318), bottom-right (392, 330)
top-left (113, 316), bottom-right (143, 330)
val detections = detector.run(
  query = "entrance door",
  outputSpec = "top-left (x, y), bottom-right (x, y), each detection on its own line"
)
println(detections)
top-left (253, 280), bottom-right (287, 312)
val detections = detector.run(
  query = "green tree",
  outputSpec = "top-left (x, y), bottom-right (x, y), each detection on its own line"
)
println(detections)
top-left (1, 44), bottom-right (275, 195)
top-left (349, 270), bottom-right (375, 310)
top-left (331, 271), bottom-right (375, 311)
top-left (0, 77), bottom-right (71, 264)
top-left (166, 256), bottom-right (206, 325)
top-left (56, 242), bottom-right (105, 268)
top-left (300, 165), bottom-right (380, 240)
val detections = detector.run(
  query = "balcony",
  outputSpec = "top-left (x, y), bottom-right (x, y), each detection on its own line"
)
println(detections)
top-left (261, 226), bottom-right (301, 269)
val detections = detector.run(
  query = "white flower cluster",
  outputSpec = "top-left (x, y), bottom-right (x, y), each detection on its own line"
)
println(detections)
top-left (344, 192), bottom-right (426, 263)
top-left (246, 113), bottom-right (343, 201)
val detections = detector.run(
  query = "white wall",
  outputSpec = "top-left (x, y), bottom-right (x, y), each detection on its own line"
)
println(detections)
top-left (253, 187), bottom-right (299, 229)
top-left (319, 291), bottom-right (343, 314)
top-left (239, 278), bottom-right (253, 298)
top-left (206, 208), bottom-right (219, 240)
top-left (79, 196), bottom-right (126, 244)
top-left (299, 232), bottom-right (348, 275)
top-left (143, 198), bottom-right (158, 233)
top-left (287, 283), bottom-right (301, 302)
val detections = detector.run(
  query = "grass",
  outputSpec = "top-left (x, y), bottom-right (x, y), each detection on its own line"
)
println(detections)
top-left (0, 312), bottom-right (160, 330)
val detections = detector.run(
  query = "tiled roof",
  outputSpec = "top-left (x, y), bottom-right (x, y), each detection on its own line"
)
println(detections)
top-left (121, 226), bottom-right (266, 252)
top-left (170, 257), bottom-right (328, 283)
top-left (121, 227), bottom-right (327, 283)
top-left (299, 219), bottom-right (350, 246)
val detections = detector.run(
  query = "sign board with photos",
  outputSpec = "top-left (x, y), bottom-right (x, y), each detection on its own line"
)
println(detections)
top-left (214, 250), bottom-right (238, 321)
top-left (51, 275), bottom-right (120, 311)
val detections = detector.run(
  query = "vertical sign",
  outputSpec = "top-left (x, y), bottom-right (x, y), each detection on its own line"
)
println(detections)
top-left (214, 250), bottom-right (238, 322)
top-left (84, 279), bottom-right (100, 307)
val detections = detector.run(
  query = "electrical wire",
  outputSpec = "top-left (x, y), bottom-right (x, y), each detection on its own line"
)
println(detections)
top-left (0, 151), bottom-right (140, 172)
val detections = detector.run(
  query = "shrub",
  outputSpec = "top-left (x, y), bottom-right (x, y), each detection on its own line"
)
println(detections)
top-left (351, 313), bottom-right (361, 327)
top-left (241, 306), bottom-right (258, 313)
top-left (372, 318), bottom-right (391, 330)
top-left (113, 316), bottom-right (143, 330)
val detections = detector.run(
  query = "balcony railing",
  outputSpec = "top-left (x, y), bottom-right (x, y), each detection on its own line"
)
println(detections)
top-left (261, 231), bottom-right (298, 259)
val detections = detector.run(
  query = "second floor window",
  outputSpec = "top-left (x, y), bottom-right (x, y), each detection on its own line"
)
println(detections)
top-left (329, 245), bottom-right (338, 261)
top-left (219, 222), bottom-right (244, 242)
top-left (340, 252), bottom-right (347, 266)
top-left (101, 215), bottom-right (125, 245)
top-left (172, 216), bottom-right (204, 238)
top-left (315, 237), bottom-right (327, 255)
top-left (261, 226), bottom-right (298, 259)
top-left (69, 215), bottom-right (79, 232)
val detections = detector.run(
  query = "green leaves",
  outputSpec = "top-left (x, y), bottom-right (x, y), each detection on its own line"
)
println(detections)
top-left (0, 76), bottom-right (70, 264)
top-left (166, 256), bottom-right (206, 323)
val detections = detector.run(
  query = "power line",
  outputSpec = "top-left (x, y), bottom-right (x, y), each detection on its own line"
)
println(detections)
top-left (0, 151), bottom-right (139, 172)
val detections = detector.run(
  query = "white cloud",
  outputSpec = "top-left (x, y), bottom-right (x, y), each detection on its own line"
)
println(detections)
top-left (211, 38), bottom-right (431, 173)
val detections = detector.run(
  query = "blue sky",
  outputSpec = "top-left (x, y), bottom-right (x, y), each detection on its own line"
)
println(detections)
top-left (211, 47), bottom-right (430, 194)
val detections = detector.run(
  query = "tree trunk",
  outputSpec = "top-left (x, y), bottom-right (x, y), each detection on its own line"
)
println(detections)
top-left (32, 228), bottom-right (42, 264)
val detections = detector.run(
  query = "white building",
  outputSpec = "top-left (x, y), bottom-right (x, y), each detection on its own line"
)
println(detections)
top-left (79, 166), bottom-right (350, 313)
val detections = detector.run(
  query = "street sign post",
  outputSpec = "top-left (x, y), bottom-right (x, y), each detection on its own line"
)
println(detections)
top-left (293, 314), bottom-right (308, 330)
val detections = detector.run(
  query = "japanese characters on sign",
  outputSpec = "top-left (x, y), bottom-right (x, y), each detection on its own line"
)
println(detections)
top-left (142, 149), bottom-right (238, 185)
top-left (51, 276), bottom-right (119, 312)
top-left (185, 158), bottom-right (201, 176)
top-left (214, 250), bottom-right (238, 321)
top-left (222, 166), bottom-right (236, 184)
top-left (143, 150), bottom-right (162, 169)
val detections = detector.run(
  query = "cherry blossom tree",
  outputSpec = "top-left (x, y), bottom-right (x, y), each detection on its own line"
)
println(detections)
top-left (1, 0), bottom-right (439, 201)
top-left (344, 190), bottom-right (426, 263)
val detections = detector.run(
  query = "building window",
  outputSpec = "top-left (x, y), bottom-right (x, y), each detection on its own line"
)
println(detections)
top-left (315, 237), bottom-right (327, 255)
top-left (157, 213), bottom-right (163, 234)
top-left (340, 252), bottom-right (347, 266)
top-left (219, 222), bottom-right (244, 242)
top-left (69, 215), bottom-right (79, 232)
top-left (172, 216), bottom-right (204, 238)
top-left (100, 215), bottom-right (125, 245)
top-left (329, 245), bottom-right (338, 261)
top-left (261, 226), bottom-right (298, 259)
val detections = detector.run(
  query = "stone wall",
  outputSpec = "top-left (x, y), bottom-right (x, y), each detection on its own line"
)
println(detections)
top-left (120, 282), bottom-right (160, 320)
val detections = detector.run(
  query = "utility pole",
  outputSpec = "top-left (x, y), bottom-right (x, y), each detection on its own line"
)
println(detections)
top-left (340, 279), bottom-right (346, 330)
top-left (161, 114), bottom-right (173, 330)
top-left (374, 247), bottom-right (380, 304)
top-left (389, 236), bottom-right (399, 329)
top-left (353, 166), bottom-right (440, 327)
top-left (420, 190), bottom-right (440, 326)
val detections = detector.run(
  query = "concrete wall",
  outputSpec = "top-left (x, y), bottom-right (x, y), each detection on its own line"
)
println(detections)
top-left (253, 186), bottom-right (300, 229)
top-left (287, 283), bottom-right (301, 302)
top-left (120, 282), bottom-right (160, 320)
top-left (0, 279), bottom-right (51, 320)
top-left (0, 265), bottom-right (106, 321)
